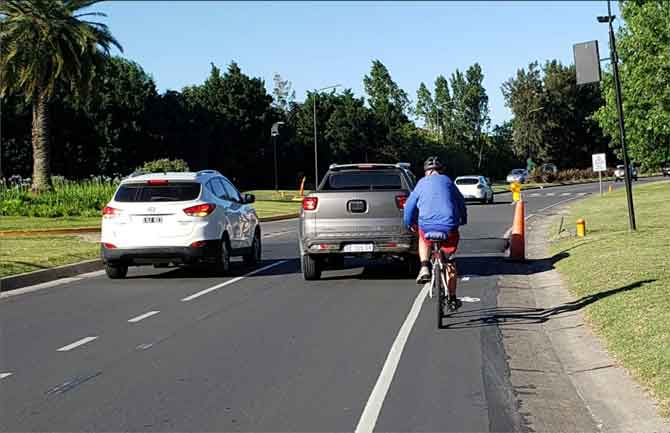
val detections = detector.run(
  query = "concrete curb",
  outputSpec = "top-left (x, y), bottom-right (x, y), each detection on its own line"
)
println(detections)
top-left (0, 259), bottom-right (103, 293)
top-left (0, 213), bottom-right (299, 237)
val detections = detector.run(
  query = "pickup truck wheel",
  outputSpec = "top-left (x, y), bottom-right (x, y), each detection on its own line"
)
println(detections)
top-left (302, 254), bottom-right (321, 280)
top-left (105, 263), bottom-right (128, 279)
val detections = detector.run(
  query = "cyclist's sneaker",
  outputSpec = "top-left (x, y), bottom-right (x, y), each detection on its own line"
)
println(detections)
top-left (447, 296), bottom-right (462, 311)
top-left (416, 266), bottom-right (431, 284)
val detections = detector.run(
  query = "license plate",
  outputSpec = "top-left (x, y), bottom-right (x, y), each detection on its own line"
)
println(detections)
top-left (343, 243), bottom-right (374, 253)
top-left (143, 216), bottom-right (163, 224)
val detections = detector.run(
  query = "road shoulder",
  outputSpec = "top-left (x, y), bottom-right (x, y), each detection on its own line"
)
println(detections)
top-left (497, 207), bottom-right (669, 433)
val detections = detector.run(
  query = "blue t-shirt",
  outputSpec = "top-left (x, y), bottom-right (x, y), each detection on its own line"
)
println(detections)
top-left (402, 174), bottom-right (467, 232)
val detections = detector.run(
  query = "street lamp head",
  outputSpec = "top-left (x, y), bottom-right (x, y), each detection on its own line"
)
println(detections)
top-left (597, 15), bottom-right (614, 23)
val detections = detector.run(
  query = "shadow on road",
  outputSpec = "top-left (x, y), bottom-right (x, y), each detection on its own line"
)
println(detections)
top-left (124, 258), bottom-right (300, 279)
top-left (442, 279), bottom-right (655, 329)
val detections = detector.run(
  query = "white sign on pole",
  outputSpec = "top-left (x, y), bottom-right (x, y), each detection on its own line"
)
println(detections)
top-left (592, 153), bottom-right (607, 172)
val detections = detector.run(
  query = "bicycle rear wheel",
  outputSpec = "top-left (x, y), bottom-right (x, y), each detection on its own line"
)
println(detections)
top-left (433, 261), bottom-right (444, 328)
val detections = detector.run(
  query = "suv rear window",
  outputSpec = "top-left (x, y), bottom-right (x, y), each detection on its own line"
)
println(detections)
top-left (456, 178), bottom-right (479, 185)
top-left (115, 182), bottom-right (201, 202)
top-left (321, 170), bottom-right (404, 191)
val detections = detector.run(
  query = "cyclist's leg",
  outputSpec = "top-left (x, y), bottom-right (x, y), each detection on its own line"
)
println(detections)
top-left (416, 229), bottom-right (432, 284)
top-left (440, 230), bottom-right (461, 310)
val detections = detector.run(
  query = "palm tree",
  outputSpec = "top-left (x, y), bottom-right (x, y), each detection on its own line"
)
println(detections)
top-left (0, 0), bottom-right (122, 191)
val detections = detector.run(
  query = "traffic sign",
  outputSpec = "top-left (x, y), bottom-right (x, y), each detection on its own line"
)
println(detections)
top-left (592, 153), bottom-right (607, 172)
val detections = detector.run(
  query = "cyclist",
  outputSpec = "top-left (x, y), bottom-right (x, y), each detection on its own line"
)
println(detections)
top-left (403, 156), bottom-right (467, 310)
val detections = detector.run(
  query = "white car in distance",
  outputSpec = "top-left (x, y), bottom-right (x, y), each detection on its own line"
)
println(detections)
top-left (100, 170), bottom-right (261, 279)
top-left (454, 176), bottom-right (495, 204)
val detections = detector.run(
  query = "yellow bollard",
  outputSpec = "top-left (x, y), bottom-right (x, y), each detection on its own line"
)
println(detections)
top-left (510, 182), bottom-right (522, 202)
top-left (608, 184), bottom-right (613, 193)
top-left (576, 218), bottom-right (586, 237)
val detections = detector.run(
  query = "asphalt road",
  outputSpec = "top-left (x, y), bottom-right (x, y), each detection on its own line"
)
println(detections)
top-left (0, 178), bottom-right (661, 432)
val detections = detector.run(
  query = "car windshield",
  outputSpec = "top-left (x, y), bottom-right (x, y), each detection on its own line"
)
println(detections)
top-left (321, 170), bottom-right (403, 190)
top-left (456, 178), bottom-right (479, 185)
top-left (115, 182), bottom-right (201, 202)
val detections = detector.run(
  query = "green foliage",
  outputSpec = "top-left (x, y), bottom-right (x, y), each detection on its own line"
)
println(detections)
top-left (593, 1), bottom-right (670, 170)
top-left (138, 158), bottom-right (190, 173)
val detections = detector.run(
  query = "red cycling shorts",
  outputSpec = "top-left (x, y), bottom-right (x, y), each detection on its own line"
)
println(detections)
top-left (419, 229), bottom-right (460, 255)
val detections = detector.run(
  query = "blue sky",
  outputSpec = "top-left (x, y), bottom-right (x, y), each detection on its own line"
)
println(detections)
top-left (96, 1), bottom-right (620, 127)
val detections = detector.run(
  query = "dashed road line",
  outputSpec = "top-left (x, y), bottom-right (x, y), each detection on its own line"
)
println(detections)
top-left (0, 372), bottom-right (13, 380)
top-left (181, 260), bottom-right (289, 302)
top-left (546, 193), bottom-right (555, 196)
top-left (128, 310), bottom-right (160, 323)
top-left (561, 192), bottom-right (572, 196)
top-left (57, 336), bottom-right (98, 352)
top-left (355, 282), bottom-right (429, 433)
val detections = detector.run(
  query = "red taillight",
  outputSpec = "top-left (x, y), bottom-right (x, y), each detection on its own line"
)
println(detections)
top-left (190, 240), bottom-right (207, 248)
top-left (147, 179), bottom-right (169, 185)
top-left (102, 242), bottom-right (117, 249)
top-left (183, 203), bottom-right (216, 217)
top-left (395, 195), bottom-right (408, 209)
top-left (102, 206), bottom-right (120, 218)
top-left (303, 197), bottom-right (319, 211)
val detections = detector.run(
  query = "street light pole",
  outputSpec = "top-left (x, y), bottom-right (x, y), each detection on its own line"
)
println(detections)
top-left (599, 0), bottom-right (636, 231)
top-left (271, 121), bottom-right (285, 192)
top-left (313, 84), bottom-right (341, 189)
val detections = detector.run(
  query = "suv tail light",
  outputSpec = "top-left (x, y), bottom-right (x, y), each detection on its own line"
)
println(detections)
top-left (184, 203), bottom-right (216, 217)
top-left (395, 195), bottom-right (408, 209)
top-left (102, 206), bottom-right (121, 218)
top-left (303, 197), bottom-right (319, 211)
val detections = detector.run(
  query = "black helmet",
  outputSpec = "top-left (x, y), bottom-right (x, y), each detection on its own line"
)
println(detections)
top-left (423, 156), bottom-right (444, 172)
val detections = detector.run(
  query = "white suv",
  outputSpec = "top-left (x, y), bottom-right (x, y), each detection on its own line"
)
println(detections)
top-left (100, 170), bottom-right (261, 279)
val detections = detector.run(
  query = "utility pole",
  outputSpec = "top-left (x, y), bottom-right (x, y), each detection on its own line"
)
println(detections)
top-left (598, 0), bottom-right (636, 231)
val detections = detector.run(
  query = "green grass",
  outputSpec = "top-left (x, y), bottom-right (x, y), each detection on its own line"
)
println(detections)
top-left (0, 236), bottom-right (99, 278)
top-left (0, 216), bottom-right (101, 231)
top-left (245, 189), bottom-right (308, 202)
top-left (253, 200), bottom-right (300, 219)
top-left (550, 180), bottom-right (670, 415)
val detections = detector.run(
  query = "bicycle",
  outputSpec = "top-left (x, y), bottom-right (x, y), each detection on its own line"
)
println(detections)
top-left (424, 231), bottom-right (461, 327)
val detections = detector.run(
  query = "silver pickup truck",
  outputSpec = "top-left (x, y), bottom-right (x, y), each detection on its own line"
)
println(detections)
top-left (298, 163), bottom-right (418, 280)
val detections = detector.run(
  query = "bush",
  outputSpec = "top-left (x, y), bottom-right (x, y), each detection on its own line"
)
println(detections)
top-left (137, 158), bottom-right (189, 173)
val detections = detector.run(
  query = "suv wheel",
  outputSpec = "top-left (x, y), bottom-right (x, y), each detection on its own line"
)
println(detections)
top-left (217, 237), bottom-right (231, 275)
top-left (105, 263), bottom-right (128, 279)
top-left (243, 230), bottom-right (262, 266)
top-left (302, 254), bottom-right (322, 280)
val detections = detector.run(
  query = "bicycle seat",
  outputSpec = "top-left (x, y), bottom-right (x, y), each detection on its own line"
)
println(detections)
top-left (424, 231), bottom-right (450, 240)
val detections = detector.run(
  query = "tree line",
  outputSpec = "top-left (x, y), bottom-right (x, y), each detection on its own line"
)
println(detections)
top-left (2, 0), bottom-right (667, 191)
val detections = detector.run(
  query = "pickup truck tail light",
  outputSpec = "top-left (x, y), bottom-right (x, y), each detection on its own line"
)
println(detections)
top-left (184, 203), bottom-right (216, 217)
top-left (395, 195), bottom-right (408, 209)
top-left (303, 197), bottom-right (319, 211)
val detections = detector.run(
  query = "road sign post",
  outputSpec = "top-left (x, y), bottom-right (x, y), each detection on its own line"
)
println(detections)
top-left (592, 153), bottom-right (607, 196)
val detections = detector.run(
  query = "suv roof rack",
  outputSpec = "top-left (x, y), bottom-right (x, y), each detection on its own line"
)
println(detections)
top-left (128, 170), bottom-right (148, 178)
top-left (328, 163), bottom-right (401, 171)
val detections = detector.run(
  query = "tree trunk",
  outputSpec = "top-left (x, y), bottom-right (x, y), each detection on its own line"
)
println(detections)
top-left (31, 91), bottom-right (52, 192)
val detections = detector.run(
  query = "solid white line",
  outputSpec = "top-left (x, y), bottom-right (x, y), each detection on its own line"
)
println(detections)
top-left (57, 336), bottom-right (98, 352)
top-left (0, 270), bottom-right (105, 300)
top-left (181, 260), bottom-right (289, 302)
top-left (0, 373), bottom-right (13, 380)
top-left (461, 276), bottom-right (471, 282)
top-left (561, 192), bottom-right (572, 196)
top-left (546, 193), bottom-right (556, 196)
top-left (354, 283), bottom-right (429, 433)
top-left (128, 310), bottom-right (160, 323)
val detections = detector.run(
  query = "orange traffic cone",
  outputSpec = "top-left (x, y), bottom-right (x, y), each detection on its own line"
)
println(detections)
top-left (509, 200), bottom-right (525, 261)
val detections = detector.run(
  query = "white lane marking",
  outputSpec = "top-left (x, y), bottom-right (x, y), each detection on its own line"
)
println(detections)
top-left (561, 192), bottom-right (572, 196)
top-left (0, 372), bottom-right (13, 380)
top-left (460, 296), bottom-right (480, 303)
top-left (355, 283), bottom-right (429, 433)
top-left (0, 270), bottom-right (105, 300)
top-left (57, 336), bottom-right (98, 352)
top-left (546, 193), bottom-right (555, 196)
top-left (263, 230), bottom-right (295, 239)
top-left (530, 193), bottom-right (541, 197)
top-left (578, 192), bottom-right (589, 196)
top-left (181, 260), bottom-right (289, 302)
top-left (460, 276), bottom-right (471, 282)
top-left (128, 310), bottom-right (160, 323)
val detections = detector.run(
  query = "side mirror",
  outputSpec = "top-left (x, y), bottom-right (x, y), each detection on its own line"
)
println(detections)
top-left (244, 193), bottom-right (255, 204)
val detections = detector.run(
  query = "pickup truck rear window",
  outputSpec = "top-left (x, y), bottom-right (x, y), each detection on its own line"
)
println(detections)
top-left (114, 182), bottom-right (201, 202)
top-left (321, 170), bottom-right (403, 191)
